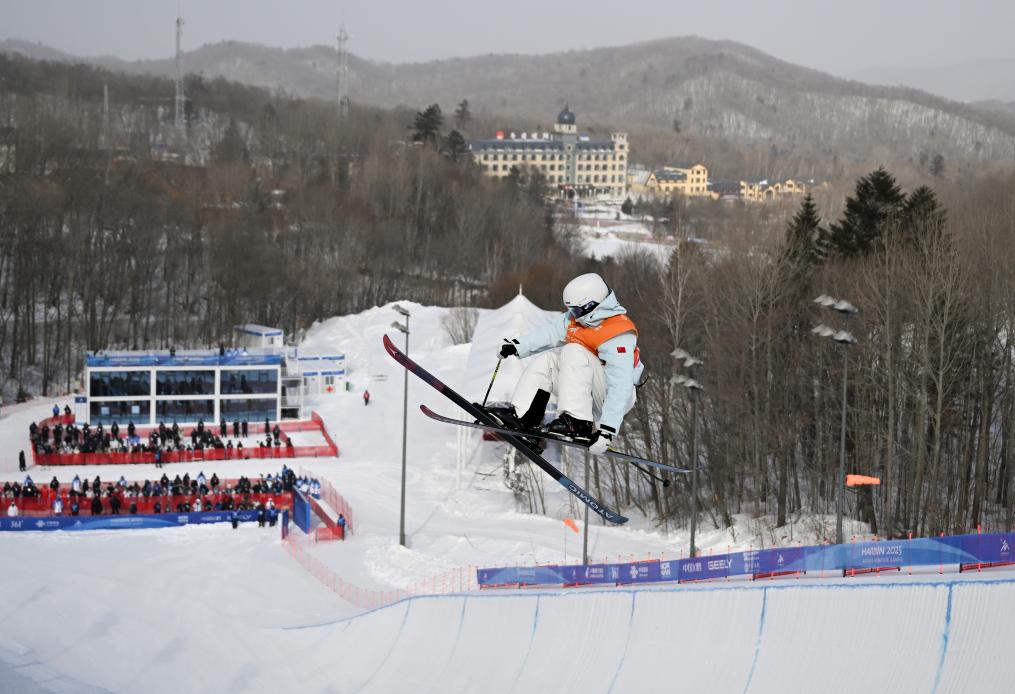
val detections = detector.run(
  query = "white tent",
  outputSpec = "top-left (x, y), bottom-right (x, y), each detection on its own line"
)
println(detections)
top-left (463, 293), bottom-right (557, 404)
top-left (456, 293), bottom-right (557, 488)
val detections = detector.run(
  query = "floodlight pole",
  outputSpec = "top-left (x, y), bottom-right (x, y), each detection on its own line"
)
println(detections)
top-left (672, 347), bottom-right (703, 558)
top-left (689, 371), bottom-right (699, 558)
top-left (583, 449), bottom-right (590, 566)
top-left (813, 295), bottom-right (856, 546)
top-left (836, 315), bottom-right (849, 546)
top-left (392, 306), bottom-right (411, 547)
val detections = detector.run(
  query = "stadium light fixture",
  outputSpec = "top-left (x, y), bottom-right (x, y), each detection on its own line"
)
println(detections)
top-left (813, 295), bottom-right (860, 545)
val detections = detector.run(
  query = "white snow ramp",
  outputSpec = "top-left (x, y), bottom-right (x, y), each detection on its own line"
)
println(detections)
top-left (299, 577), bottom-right (1015, 693)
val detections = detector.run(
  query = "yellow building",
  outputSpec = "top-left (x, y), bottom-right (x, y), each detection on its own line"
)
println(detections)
top-left (740, 178), bottom-right (810, 202)
top-left (627, 163), bottom-right (716, 199)
top-left (466, 106), bottom-right (628, 198)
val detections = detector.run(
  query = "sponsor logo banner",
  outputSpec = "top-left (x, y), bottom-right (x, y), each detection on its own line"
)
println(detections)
top-left (0, 510), bottom-right (259, 532)
top-left (475, 532), bottom-right (1015, 587)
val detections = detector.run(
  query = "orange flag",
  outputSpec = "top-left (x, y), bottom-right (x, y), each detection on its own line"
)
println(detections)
top-left (563, 518), bottom-right (580, 534)
top-left (846, 474), bottom-right (881, 487)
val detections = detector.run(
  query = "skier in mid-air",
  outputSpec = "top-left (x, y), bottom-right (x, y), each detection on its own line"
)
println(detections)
top-left (482, 272), bottom-right (644, 454)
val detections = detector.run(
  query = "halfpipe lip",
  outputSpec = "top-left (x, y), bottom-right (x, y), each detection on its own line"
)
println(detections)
top-left (281, 571), bottom-right (1015, 630)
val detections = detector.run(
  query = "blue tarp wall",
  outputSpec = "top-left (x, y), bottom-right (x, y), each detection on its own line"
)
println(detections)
top-left (478, 532), bottom-right (1015, 587)
top-left (292, 489), bottom-right (313, 534)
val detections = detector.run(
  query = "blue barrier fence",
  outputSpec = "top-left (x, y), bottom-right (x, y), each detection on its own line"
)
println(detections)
top-left (477, 532), bottom-right (1015, 588)
top-left (0, 509), bottom-right (262, 532)
top-left (292, 489), bottom-right (313, 534)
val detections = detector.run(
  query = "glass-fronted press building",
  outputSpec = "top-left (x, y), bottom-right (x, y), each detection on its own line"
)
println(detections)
top-left (85, 349), bottom-right (285, 426)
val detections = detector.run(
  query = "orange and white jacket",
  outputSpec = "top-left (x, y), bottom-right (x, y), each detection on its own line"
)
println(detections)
top-left (513, 292), bottom-right (644, 432)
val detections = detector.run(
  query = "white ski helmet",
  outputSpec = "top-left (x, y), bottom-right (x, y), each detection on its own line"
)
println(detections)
top-left (562, 273), bottom-right (609, 319)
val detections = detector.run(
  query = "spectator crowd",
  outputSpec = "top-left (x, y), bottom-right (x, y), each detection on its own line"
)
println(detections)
top-left (3, 466), bottom-right (321, 524)
top-left (29, 417), bottom-right (291, 460)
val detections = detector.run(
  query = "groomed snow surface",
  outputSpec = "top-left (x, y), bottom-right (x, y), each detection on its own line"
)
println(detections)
top-left (2, 301), bottom-right (1014, 693)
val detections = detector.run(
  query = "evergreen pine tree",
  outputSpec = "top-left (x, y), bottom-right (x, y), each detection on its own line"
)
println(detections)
top-left (899, 185), bottom-right (947, 246)
top-left (411, 104), bottom-right (444, 148)
top-left (453, 99), bottom-right (471, 131)
top-left (212, 117), bottom-right (248, 164)
top-left (824, 167), bottom-right (905, 257)
top-left (783, 193), bottom-right (825, 268)
top-left (929, 153), bottom-right (945, 177)
top-left (442, 130), bottom-right (467, 162)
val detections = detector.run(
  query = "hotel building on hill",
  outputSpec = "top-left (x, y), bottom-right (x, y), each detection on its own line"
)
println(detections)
top-left (466, 106), bottom-right (628, 198)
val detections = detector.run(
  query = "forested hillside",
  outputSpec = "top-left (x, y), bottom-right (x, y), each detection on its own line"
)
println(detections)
top-left (5, 36), bottom-right (1013, 178)
top-left (0, 54), bottom-right (579, 399)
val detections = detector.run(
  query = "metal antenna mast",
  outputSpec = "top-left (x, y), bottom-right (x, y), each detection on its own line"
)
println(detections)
top-left (102, 83), bottom-right (110, 149)
top-left (336, 24), bottom-right (350, 119)
top-left (175, 12), bottom-right (186, 130)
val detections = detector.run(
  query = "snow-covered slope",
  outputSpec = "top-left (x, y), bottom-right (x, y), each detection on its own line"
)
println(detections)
top-left (3, 301), bottom-right (1010, 693)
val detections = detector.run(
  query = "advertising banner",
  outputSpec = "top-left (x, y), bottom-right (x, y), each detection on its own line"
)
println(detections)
top-left (0, 509), bottom-right (259, 532)
top-left (475, 531), bottom-right (1015, 589)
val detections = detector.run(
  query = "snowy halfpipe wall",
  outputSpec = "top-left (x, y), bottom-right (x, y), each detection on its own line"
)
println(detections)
top-left (289, 576), bottom-right (1015, 693)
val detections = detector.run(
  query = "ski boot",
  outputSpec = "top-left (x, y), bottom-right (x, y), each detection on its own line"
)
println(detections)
top-left (474, 404), bottom-right (544, 452)
top-left (544, 412), bottom-right (594, 445)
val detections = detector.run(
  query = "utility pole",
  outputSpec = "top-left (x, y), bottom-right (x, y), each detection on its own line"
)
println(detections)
top-left (174, 13), bottom-right (186, 132)
top-left (336, 25), bottom-right (350, 120)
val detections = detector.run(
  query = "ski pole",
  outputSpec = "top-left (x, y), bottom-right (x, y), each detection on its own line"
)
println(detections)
top-left (630, 461), bottom-right (671, 487)
top-left (481, 357), bottom-right (503, 408)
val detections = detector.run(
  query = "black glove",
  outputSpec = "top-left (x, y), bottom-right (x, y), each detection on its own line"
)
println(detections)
top-left (499, 340), bottom-right (519, 359)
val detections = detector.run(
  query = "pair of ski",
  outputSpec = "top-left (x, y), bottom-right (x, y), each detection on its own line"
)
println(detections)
top-left (383, 335), bottom-right (698, 526)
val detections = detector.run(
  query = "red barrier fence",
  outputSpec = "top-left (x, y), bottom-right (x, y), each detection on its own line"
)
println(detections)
top-left (30, 412), bottom-right (339, 466)
top-left (282, 535), bottom-right (478, 610)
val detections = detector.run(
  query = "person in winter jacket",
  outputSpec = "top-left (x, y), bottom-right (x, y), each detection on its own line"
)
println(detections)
top-left (487, 273), bottom-right (644, 455)
top-left (7, 501), bottom-right (19, 517)
top-left (52, 497), bottom-right (64, 515)
top-left (91, 496), bottom-right (103, 515)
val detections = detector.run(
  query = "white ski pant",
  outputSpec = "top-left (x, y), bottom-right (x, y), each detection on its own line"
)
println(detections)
top-left (511, 343), bottom-right (607, 424)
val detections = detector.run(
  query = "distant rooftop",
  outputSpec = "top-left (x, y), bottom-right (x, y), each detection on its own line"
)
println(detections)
top-left (655, 169), bottom-right (688, 182)
top-left (86, 348), bottom-right (284, 369)
top-left (234, 324), bottom-right (283, 337)
top-left (557, 104), bottom-right (576, 125)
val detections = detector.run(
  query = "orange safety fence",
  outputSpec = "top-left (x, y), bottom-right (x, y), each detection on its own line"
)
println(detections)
top-left (282, 535), bottom-right (479, 610)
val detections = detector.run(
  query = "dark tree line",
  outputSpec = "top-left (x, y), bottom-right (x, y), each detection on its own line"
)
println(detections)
top-left (589, 168), bottom-right (1015, 539)
top-left (0, 58), bottom-right (578, 400)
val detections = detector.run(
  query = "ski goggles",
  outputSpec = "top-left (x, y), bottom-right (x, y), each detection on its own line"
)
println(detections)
top-left (567, 300), bottom-right (599, 319)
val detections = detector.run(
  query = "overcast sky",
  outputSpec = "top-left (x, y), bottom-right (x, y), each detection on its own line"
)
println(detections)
top-left (2, 0), bottom-right (1013, 78)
